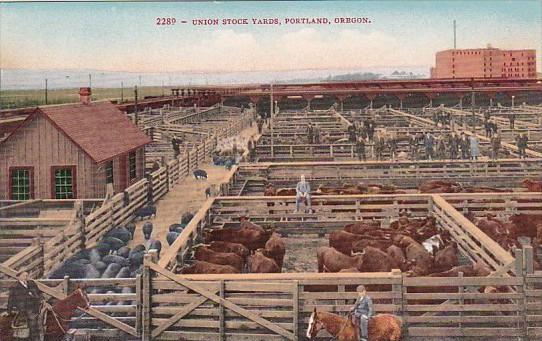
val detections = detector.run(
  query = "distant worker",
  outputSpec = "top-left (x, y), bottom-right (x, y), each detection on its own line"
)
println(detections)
top-left (388, 134), bottom-right (397, 160)
top-left (247, 136), bottom-right (256, 162)
top-left (356, 136), bottom-right (366, 161)
top-left (469, 135), bottom-right (479, 161)
top-left (408, 133), bottom-right (419, 160)
top-left (460, 132), bottom-right (470, 160)
top-left (491, 132), bottom-right (501, 160)
top-left (449, 133), bottom-right (459, 160)
top-left (436, 135), bottom-right (446, 160)
top-left (257, 117), bottom-right (264, 134)
top-left (423, 132), bottom-right (435, 160)
top-left (348, 123), bottom-right (357, 143)
top-left (171, 137), bottom-right (181, 158)
top-left (516, 133), bottom-right (528, 159)
top-left (295, 175), bottom-right (311, 213)
top-left (509, 113), bottom-right (516, 129)
top-left (307, 123), bottom-right (314, 144)
top-left (313, 125), bottom-right (321, 144)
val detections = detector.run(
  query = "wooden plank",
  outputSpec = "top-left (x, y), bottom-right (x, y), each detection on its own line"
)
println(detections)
top-left (148, 262), bottom-right (295, 340)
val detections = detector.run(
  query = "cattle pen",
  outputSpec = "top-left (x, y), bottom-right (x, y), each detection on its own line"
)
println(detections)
top-left (1, 104), bottom-right (542, 341)
top-left (1, 192), bottom-right (541, 340)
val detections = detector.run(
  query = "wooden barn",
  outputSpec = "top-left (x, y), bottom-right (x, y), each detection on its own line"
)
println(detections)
top-left (0, 89), bottom-right (151, 199)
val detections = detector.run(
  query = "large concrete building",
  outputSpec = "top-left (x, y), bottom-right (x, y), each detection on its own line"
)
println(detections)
top-left (430, 46), bottom-right (537, 79)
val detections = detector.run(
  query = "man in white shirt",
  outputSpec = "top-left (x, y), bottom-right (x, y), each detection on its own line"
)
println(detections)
top-left (295, 175), bottom-right (312, 213)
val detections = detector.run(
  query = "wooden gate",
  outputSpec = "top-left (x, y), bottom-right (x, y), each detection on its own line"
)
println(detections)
top-left (144, 260), bottom-right (296, 341)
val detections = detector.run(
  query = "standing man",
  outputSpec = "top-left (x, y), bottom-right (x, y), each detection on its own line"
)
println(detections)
top-left (366, 118), bottom-right (375, 141)
top-left (509, 112), bottom-right (515, 129)
top-left (516, 133), bottom-right (528, 159)
top-left (348, 123), bottom-right (357, 143)
top-left (313, 125), bottom-right (321, 144)
top-left (247, 136), bottom-right (256, 162)
top-left (295, 175), bottom-right (311, 213)
top-left (388, 133), bottom-right (397, 160)
top-left (460, 132), bottom-right (470, 159)
top-left (8, 271), bottom-right (43, 341)
top-left (491, 132), bottom-right (501, 160)
top-left (424, 132), bottom-right (435, 160)
top-left (356, 136), bottom-right (366, 161)
top-left (257, 117), bottom-right (264, 135)
top-left (449, 133), bottom-right (459, 160)
top-left (469, 135), bottom-right (479, 161)
top-left (171, 137), bottom-right (181, 158)
top-left (307, 123), bottom-right (314, 144)
top-left (350, 285), bottom-right (373, 341)
top-left (408, 133), bottom-right (418, 160)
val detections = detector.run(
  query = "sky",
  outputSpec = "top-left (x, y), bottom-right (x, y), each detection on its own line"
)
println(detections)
top-left (0, 1), bottom-right (540, 81)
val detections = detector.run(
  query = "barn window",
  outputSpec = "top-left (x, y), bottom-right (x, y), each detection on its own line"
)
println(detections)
top-left (52, 166), bottom-right (76, 199)
top-left (106, 161), bottom-right (114, 184)
top-left (129, 152), bottom-right (137, 180)
top-left (10, 167), bottom-right (33, 200)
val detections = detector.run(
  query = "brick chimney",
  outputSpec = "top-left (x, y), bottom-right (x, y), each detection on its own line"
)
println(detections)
top-left (79, 87), bottom-right (92, 105)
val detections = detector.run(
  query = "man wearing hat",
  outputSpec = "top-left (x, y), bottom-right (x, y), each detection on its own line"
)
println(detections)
top-left (8, 271), bottom-right (42, 341)
top-left (351, 285), bottom-right (373, 341)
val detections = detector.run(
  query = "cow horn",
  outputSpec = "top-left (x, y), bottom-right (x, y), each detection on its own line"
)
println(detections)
top-left (351, 250), bottom-right (365, 256)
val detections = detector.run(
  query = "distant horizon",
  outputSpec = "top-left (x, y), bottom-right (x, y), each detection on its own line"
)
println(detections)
top-left (1, 1), bottom-right (540, 76)
top-left (0, 66), bottom-right (430, 90)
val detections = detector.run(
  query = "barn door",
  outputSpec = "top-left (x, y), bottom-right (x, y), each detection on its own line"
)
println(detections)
top-left (119, 155), bottom-right (128, 190)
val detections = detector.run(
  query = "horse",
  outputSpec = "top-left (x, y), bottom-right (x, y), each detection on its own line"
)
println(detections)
top-left (306, 308), bottom-right (402, 341)
top-left (0, 286), bottom-right (90, 341)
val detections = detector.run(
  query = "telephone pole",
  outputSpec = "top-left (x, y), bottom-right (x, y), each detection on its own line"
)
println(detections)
top-left (134, 85), bottom-right (139, 125)
top-left (45, 78), bottom-right (48, 105)
top-left (121, 82), bottom-right (124, 103)
top-left (88, 73), bottom-right (92, 88)
top-left (453, 20), bottom-right (456, 49)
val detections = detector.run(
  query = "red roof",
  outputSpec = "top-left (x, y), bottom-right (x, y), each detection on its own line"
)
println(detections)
top-left (3, 101), bottom-right (151, 163)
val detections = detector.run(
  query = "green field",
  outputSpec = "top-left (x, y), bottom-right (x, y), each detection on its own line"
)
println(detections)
top-left (0, 86), bottom-right (169, 109)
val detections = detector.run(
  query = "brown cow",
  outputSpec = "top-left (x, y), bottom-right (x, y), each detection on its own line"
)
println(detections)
top-left (329, 230), bottom-right (366, 255)
top-left (433, 242), bottom-right (459, 272)
top-left (508, 214), bottom-right (542, 250)
top-left (317, 247), bottom-right (363, 273)
top-left (354, 246), bottom-right (394, 272)
top-left (204, 225), bottom-right (272, 250)
top-left (344, 220), bottom-right (382, 235)
top-left (193, 245), bottom-right (244, 272)
top-left (178, 261), bottom-right (240, 274)
top-left (263, 232), bottom-right (286, 270)
top-left (386, 245), bottom-right (408, 271)
top-left (419, 180), bottom-right (463, 193)
top-left (207, 241), bottom-right (250, 258)
top-left (396, 235), bottom-right (434, 275)
top-left (522, 179), bottom-right (542, 192)
top-left (248, 249), bottom-right (280, 273)
top-left (351, 238), bottom-right (393, 253)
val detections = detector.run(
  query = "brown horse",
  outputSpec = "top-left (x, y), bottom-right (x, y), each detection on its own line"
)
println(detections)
top-left (306, 309), bottom-right (402, 341)
top-left (0, 287), bottom-right (90, 341)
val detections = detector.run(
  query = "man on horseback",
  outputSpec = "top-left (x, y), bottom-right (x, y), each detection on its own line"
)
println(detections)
top-left (7, 271), bottom-right (42, 341)
top-left (351, 285), bottom-right (373, 341)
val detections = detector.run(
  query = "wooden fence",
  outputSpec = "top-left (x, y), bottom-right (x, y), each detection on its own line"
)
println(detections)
top-left (221, 159), bottom-right (542, 196)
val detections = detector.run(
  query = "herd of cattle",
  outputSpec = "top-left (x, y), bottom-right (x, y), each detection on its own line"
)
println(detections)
top-left (175, 217), bottom-right (286, 274)
top-left (318, 216), bottom-right (485, 277)
top-left (264, 178), bottom-right (542, 196)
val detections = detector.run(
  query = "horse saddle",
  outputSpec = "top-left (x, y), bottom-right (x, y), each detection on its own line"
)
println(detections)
top-left (10, 312), bottom-right (30, 339)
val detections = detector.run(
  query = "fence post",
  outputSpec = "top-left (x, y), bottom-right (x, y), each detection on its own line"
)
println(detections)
top-left (401, 272), bottom-right (409, 338)
top-left (142, 254), bottom-right (153, 341)
top-left (135, 273), bottom-right (142, 336)
top-left (219, 280), bottom-right (225, 341)
top-left (292, 280), bottom-right (300, 341)
top-left (63, 275), bottom-right (70, 294)
top-left (391, 269), bottom-right (402, 315)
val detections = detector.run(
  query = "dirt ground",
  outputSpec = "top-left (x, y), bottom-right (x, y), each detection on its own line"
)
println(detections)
top-left (129, 124), bottom-right (258, 256)
top-left (283, 235), bottom-right (327, 273)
